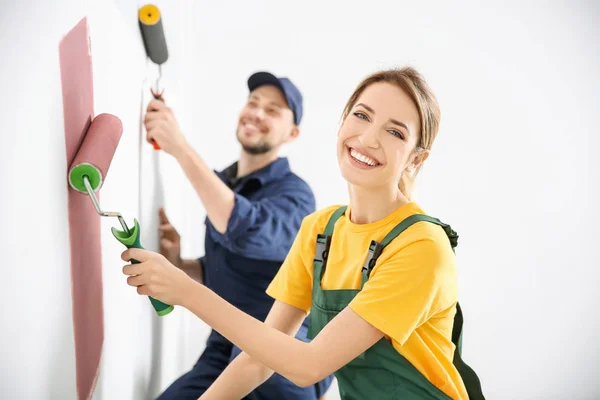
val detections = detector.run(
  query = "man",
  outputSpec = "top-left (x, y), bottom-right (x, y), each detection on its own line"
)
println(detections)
top-left (144, 71), bottom-right (334, 400)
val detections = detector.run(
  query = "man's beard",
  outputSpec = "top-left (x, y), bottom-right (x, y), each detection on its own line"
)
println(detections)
top-left (237, 127), bottom-right (274, 155)
top-left (241, 142), bottom-right (273, 155)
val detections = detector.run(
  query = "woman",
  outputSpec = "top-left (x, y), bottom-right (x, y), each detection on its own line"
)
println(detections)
top-left (121, 67), bottom-right (484, 399)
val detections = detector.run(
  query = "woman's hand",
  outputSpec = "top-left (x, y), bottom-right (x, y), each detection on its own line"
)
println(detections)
top-left (121, 248), bottom-right (198, 306)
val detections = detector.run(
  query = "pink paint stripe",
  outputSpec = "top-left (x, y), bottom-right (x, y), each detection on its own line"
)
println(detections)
top-left (59, 17), bottom-right (103, 400)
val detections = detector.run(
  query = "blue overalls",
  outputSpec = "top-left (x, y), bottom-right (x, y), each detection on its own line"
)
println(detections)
top-left (157, 157), bottom-right (334, 400)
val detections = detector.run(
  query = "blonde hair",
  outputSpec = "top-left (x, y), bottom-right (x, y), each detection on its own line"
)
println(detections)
top-left (342, 67), bottom-right (441, 199)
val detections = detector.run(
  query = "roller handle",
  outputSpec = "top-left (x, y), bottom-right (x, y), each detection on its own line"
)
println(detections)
top-left (149, 89), bottom-right (164, 150)
top-left (139, 4), bottom-right (168, 151)
top-left (111, 218), bottom-right (174, 316)
top-left (150, 139), bottom-right (161, 150)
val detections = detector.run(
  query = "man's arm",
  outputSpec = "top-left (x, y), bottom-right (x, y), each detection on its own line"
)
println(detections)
top-left (144, 99), bottom-right (236, 233)
top-left (144, 100), bottom-right (315, 260)
top-left (176, 145), bottom-right (315, 261)
top-left (175, 145), bottom-right (236, 234)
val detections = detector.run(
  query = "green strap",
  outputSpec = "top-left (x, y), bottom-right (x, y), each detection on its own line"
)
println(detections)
top-left (323, 206), bottom-right (347, 236)
top-left (452, 304), bottom-right (485, 400)
top-left (362, 214), bottom-right (457, 283)
top-left (380, 214), bottom-right (458, 249)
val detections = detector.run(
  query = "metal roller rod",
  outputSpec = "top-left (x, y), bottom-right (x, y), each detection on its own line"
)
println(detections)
top-left (157, 64), bottom-right (161, 93)
top-left (83, 175), bottom-right (130, 234)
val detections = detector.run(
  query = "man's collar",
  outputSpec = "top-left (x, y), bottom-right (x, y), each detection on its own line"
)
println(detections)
top-left (217, 157), bottom-right (291, 188)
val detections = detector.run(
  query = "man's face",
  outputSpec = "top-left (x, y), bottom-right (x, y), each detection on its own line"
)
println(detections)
top-left (236, 85), bottom-right (297, 155)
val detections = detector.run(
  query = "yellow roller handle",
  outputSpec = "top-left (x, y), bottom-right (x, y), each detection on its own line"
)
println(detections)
top-left (139, 4), bottom-right (161, 25)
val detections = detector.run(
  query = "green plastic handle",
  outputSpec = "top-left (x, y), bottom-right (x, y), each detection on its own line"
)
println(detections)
top-left (111, 218), bottom-right (174, 316)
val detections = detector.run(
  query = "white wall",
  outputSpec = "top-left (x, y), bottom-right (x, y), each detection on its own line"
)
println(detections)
top-left (1, 0), bottom-right (204, 398)
top-left (183, 1), bottom-right (600, 399)
top-left (1, 0), bottom-right (599, 399)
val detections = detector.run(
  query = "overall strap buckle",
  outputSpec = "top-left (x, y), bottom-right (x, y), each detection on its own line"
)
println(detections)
top-left (361, 240), bottom-right (384, 278)
top-left (313, 205), bottom-right (347, 269)
top-left (314, 234), bottom-right (332, 265)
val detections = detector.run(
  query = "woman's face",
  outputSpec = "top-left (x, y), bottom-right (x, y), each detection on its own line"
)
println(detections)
top-left (337, 82), bottom-right (423, 190)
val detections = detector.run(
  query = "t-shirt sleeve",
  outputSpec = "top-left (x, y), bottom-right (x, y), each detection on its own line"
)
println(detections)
top-left (266, 215), bottom-right (316, 313)
top-left (349, 237), bottom-right (455, 346)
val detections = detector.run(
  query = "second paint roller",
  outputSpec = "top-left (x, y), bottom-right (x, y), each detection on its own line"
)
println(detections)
top-left (68, 113), bottom-right (174, 316)
top-left (138, 3), bottom-right (169, 150)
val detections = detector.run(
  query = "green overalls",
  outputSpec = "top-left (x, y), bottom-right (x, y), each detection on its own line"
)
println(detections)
top-left (306, 206), bottom-right (485, 400)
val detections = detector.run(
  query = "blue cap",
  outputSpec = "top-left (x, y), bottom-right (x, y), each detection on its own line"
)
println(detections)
top-left (247, 72), bottom-right (303, 125)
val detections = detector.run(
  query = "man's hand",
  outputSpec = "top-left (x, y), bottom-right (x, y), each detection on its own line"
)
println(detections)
top-left (158, 208), bottom-right (181, 267)
top-left (144, 99), bottom-right (189, 158)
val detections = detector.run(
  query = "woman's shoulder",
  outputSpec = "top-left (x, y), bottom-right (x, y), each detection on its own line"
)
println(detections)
top-left (393, 203), bottom-right (456, 247)
top-left (365, 202), bottom-right (456, 269)
top-left (300, 204), bottom-right (347, 236)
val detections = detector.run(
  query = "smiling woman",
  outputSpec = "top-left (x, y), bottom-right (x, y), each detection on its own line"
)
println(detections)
top-left (121, 66), bottom-right (485, 400)
top-left (338, 69), bottom-right (439, 202)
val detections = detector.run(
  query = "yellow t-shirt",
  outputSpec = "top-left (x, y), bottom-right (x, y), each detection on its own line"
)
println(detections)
top-left (266, 202), bottom-right (469, 400)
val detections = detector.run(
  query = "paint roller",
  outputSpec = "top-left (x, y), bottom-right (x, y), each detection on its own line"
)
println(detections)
top-left (68, 113), bottom-right (174, 316)
top-left (138, 3), bottom-right (168, 150)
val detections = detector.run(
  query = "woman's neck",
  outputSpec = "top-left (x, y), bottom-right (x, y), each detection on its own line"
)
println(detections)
top-left (347, 183), bottom-right (409, 224)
